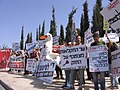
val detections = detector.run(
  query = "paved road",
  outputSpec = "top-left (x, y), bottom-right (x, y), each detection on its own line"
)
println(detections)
top-left (0, 84), bottom-right (6, 90)
top-left (0, 69), bottom-right (120, 90)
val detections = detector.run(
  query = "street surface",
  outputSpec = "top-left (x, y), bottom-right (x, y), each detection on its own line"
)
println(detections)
top-left (0, 69), bottom-right (120, 90)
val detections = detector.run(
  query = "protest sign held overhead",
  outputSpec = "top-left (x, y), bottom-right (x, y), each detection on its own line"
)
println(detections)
top-left (100, 0), bottom-right (120, 36)
top-left (89, 45), bottom-right (109, 72)
top-left (84, 28), bottom-right (94, 47)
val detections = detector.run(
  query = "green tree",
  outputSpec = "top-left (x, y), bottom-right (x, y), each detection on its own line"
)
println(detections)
top-left (38, 24), bottom-right (41, 40)
top-left (65, 7), bottom-right (77, 44)
top-left (41, 20), bottom-right (45, 36)
top-left (80, 14), bottom-right (84, 41)
top-left (36, 28), bottom-right (39, 41)
top-left (26, 33), bottom-right (30, 43)
top-left (59, 25), bottom-right (64, 45)
top-left (20, 26), bottom-right (24, 50)
top-left (91, 0), bottom-right (104, 37)
top-left (81, 1), bottom-right (89, 43)
top-left (30, 32), bottom-right (32, 43)
top-left (49, 6), bottom-right (57, 37)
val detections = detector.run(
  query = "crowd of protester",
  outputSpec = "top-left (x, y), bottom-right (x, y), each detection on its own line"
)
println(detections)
top-left (7, 31), bottom-right (120, 90)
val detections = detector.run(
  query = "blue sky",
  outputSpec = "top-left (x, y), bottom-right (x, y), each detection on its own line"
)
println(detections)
top-left (0, 0), bottom-right (109, 48)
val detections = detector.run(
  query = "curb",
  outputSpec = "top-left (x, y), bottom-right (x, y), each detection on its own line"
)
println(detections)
top-left (0, 80), bottom-right (13, 90)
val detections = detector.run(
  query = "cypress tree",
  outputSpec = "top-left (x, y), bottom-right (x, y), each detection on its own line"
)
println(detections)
top-left (30, 32), bottom-right (32, 43)
top-left (38, 24), bottom-right (41, 40)
top-left (20, 26), bottom-right (24, 50)
top-left (91, 0), bottom-right (104, 37)
top-left (59, 25), bottom-right (64, 45)
top-left (65, 7), bottom-right (77, 44)
top-left (82, 1), bottom-right (89, 43)
top-left (41, 20), bottom-right (45, 36)
top-left (49, 6), bottom-right (57, 37)
top-left (36, 28), bottom-right (39, 41)
top-left (26, 33), bottom-right (30, 43)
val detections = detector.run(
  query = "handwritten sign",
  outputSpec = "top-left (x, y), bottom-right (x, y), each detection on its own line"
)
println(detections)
top-left (89, 45), bottom-right (109, 72)
top-left (100, 0), bottom-right (120, 36)
top-left (60, 45), bottom-right (87, 69)
top-left (111, 48), bottom-right (120, 76)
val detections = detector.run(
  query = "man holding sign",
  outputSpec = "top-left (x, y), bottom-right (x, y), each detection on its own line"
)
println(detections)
top-left (90, 33), bottom-right (108, 90)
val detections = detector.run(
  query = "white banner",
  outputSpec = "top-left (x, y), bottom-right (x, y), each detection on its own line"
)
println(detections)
top-left (102, 32), bottom-right (119, 43)
top-left (26, 43), bottom-right (36, 53)
top-left (36, 40), bottom-right (46, 48)
top-left (89, 45), bottom-right (109, 72)
top-left (84, 28), bottom-right (94, 47)
top-left (8, 56), bottom-right (25, 72)
top-left (12, 42), bottom-right (20, 52)
top-left (26, 58), bottom-right (37, 73)
top-left (60, 45), bottom-right (87, 69)
top-left (36, 60), bottom-right (56, 83)
top-left (53, 36), bottom-right (59, 46)
top-left (111, 48), bottom-right (120, 76)
top-left (100, 0), bottom-right (120, 36)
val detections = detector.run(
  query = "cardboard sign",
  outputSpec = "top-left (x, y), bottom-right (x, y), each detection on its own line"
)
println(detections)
top-left (26, 58), bottom-right (37, 73)
top-left (111, 48), bottom-right (120, 76)
top-left (8, 56), bottom-right (25, 72)
top-left (84, 28), bottom-right (94, 47)
top-left (26, 43), bottom-right (36, 53)
top-left (36, 60), bottom-right (56, 83)
top-left (100, 0), bottom-right (120, 36)
top-left (60, 45), bottom-right (87, 69)
top-left (12, 42), bottom-right (20, 52)
top-left (53, 36), bottom-right (59, 46)
top-left (89, 45), bottom-right (109, 72)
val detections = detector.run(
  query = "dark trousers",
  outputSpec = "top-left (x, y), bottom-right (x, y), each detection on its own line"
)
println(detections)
top-left (55, 65), bottom-right (63, 78)
top-left (86, 58), bottom-right (92, 79)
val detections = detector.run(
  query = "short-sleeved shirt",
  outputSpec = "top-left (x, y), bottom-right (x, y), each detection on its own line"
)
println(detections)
top-left (91, 40), bottom-right (105, 46)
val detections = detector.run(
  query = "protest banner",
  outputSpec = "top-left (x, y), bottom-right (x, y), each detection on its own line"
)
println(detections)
top-left (60, 45), bottom-right (87, 70)
top-left (111, 48), bottom-right (120, 76)
top-left (53, 36), bottom-right (59, 46)
top-left (100, 0), bottom-right (120, 36)
top-left (36, 60), bottom-right (56, 83)
top-left (26, 42), bottom-right (36, 53)
top-left (12, 42), bottom-right (20, 52)
top-left (0, 49), bottom-right (11, 69)
top-left (84, 28), bottom-right (94, 47)
top-left (26, 58), bottom-right (37, 73)
top-left (8, 56), bottom-right (25, 73)
top-left (89, 45), bottom-right (109, 72)
top-left (102, 32), bottom-right (119, 43)
top-left (36, 40), bottom-right (46, 49)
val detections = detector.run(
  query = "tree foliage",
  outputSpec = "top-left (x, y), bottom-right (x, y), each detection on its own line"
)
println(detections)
top-left (65, 7), bottom-right (77, 44)
top-left (41, 20), bottom-right (45, 36)
top-left (49, 6), bottom-right (57, 37)
top-left (59, 25), bottom-right (64, 45)
top-left (91, 0), bottom-right (104, 37)
top-left (20, 26), bottom-right (24, 50)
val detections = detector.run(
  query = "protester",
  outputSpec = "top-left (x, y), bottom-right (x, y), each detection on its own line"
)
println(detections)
top-left (61, 40), bottom-right (71, 89)
top-left (24, 49), bottom-right (29, 75)
top-left (69, 36), bottom-right (85, 90)
top-left (53, 46), bottom-right (64, 79)
top-left (90, 33), bottom-right (106, 90)
top-left (106, 33), bottom-right (119, 89)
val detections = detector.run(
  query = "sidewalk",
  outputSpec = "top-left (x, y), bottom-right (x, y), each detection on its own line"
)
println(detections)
top-left (0, 69), bottom-right (120, 90)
